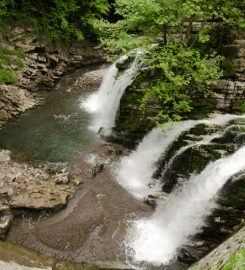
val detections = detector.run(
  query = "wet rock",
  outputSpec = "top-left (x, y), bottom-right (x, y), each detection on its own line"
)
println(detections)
top-left (0, 149), bottom-right (74, 211)
top-left (116, 56), bottom-right (133, 70)
top-left (178, 247), bottom-right (199, 264)
top-left (98, 127), bottom-right (117, 142)
top-left (144, 192), bottom-right (168, 208)
top-left (90, 162), bottom-right (104, 178)
top-left (0, 215), bottom-right (12, 240)
top-left (0, 204), bottom-right (12, 240)
top-left (54, 172), bottom-right (70, 185)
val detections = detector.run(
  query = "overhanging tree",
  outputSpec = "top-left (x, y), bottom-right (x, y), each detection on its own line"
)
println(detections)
top-left (95, 0), bottom-right (245, 122)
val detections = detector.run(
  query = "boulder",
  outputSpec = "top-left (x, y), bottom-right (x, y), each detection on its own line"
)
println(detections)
top-left (15, 42), bottom-right (36, 52)
top-left (116, 56), bottom-right (133, 70)
top-left (9, 182), bottom-right (73, 210)
top-left (0, 85), bottom-right (36, 113)
top-left (144, 192), bottom-right (168, 208)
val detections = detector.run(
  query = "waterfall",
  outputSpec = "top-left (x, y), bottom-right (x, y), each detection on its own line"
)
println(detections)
top-left (115, 113), bottom-right (245, 266)
top-left (116, 121), bottom-right (200, 199)
top-left (81, 54), bottom-right (143, 134)
top-left (126, 146), bottom-right (245, 266)
top-left (116, 114), bottom-right (242, 199)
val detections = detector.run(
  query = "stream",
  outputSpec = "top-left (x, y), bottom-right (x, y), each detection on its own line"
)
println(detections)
top-left (0, 58), bottom-right (245, 270)
top-left (0, 66), bottom-right (101, 164)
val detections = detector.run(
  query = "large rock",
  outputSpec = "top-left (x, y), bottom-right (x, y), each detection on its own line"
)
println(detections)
top-left (0, 150), bottom-right (74, 211)
top-left (0, 84), bottom-right (36, 114)
top-left (9, 182), bottom-right (72, 210)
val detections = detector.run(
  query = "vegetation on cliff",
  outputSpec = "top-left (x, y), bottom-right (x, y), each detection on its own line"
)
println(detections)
top-left (0, 0), bottom-right (110, 85)
top-left (96, 0), bottom-right (245, 122)
top-left (0, 0), bottom-right (110, 42)
top-left (0, 0), bottom-right (245, 121)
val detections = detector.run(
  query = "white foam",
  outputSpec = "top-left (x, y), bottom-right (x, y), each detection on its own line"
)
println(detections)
top-left (126, 145), bottom-right (245, 266)
top-left (81, 54), bottom-right (143, 134)
top-left (116, 121), bottom-right (199, 199)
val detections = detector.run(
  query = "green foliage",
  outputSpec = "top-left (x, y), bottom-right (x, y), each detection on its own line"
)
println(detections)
top-left (96, 0), bottom-right (245, 53)
top-left (0, 0), bottom-right (110, 42)
top-left (141, 43), bottom-right (223, 122)
top-left (95, 0), bottom-right (245, 123)
top-left (0, 47), bottom-right (26, 85)
top-left (0, 69), bottom-right (17, 85)
top-left (240, 102), bottom-right (245, 113)
top-left (221, 248), bottom-right (245, 270)
top-left (0, 0), bottom-right (14, 16)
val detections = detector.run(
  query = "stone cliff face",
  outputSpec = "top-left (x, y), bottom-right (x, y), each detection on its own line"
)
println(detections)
top-left (0, 26), bottom-right (105, 130)
top-left (114, 37), bottom-right (245, 147)
top-left (192, 38), bottom-right (245, 117)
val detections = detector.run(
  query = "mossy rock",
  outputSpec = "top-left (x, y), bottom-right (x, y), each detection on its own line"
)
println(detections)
top-left (189, 98), bottom-right (218, 119)
top-left (219, 175), bottom-right (245, 210)
top-left (115, 74), bottom-right (155, 147)
top-left (162, 143), bottom-right (226, 193)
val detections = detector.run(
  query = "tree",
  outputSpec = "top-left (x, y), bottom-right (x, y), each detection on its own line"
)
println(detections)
top-left (0, 0), bottom-right (111, 42)
top-left (95, 0), bottom-right (245, 122)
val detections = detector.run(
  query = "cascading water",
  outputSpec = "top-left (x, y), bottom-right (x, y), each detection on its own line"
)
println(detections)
top-left (116, 114), bottom-right (242, 199)
top-left (126, 146), bottom-right (245, 266)
top-left (116, 121), bottom-right (201, 199)
top-left (81, 53), bottom-right (143, 134)
top-left (115, 114), bottom-right (245, 267)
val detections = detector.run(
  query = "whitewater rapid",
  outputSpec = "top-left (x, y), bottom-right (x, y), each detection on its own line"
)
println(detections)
top-left (116, 121), bottom-right (199, 199)
top-left (81, 55), bottom-right (244, 267)
top-left (126, 146), bottom-right (245, 265)
top-left (81, 53), bottom-right (143, 134)
top-left (116, 114), bottom-right (242, 199)
top-left (116, 114), bottom-right (245, 267)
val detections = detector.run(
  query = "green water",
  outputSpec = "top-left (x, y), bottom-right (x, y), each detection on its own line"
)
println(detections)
top-left (0, 69), bottom-right (98, 163)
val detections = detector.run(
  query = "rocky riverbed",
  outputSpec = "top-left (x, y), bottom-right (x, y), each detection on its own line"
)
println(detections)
top-left (0, 62), bottom-right (107, 240)
top-left (0, 26), bottom-right (105, 130)
top-left (0, 26), bottom-right (245, 270)
top-left (7, 142), bottom-right (151, 264)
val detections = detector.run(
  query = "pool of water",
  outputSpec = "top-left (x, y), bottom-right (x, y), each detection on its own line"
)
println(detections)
top-left (0, 67), bottom-right (100, 163)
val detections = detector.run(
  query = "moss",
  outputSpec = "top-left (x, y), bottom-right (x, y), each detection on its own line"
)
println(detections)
top-left (221, 248), bottom-right (245, 270)
top-left (222, 61), bottom-right (238, 79)
top-left (115, 74), bottom-right (155, 146)
top-left (163, 124), bottom-right (221, 164)
top-left (239, 102), bottom-right (245, 113)
top-left (220, 176), bottom-right (245, 210)
top-left (189, 97), bottom-right (218, 119)
top-left (162, 143), bottom-right (228, 193)
top-left (0, 69), bottom-right (17, 85)
top-left (0, 47), bottom-right (26, 85)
